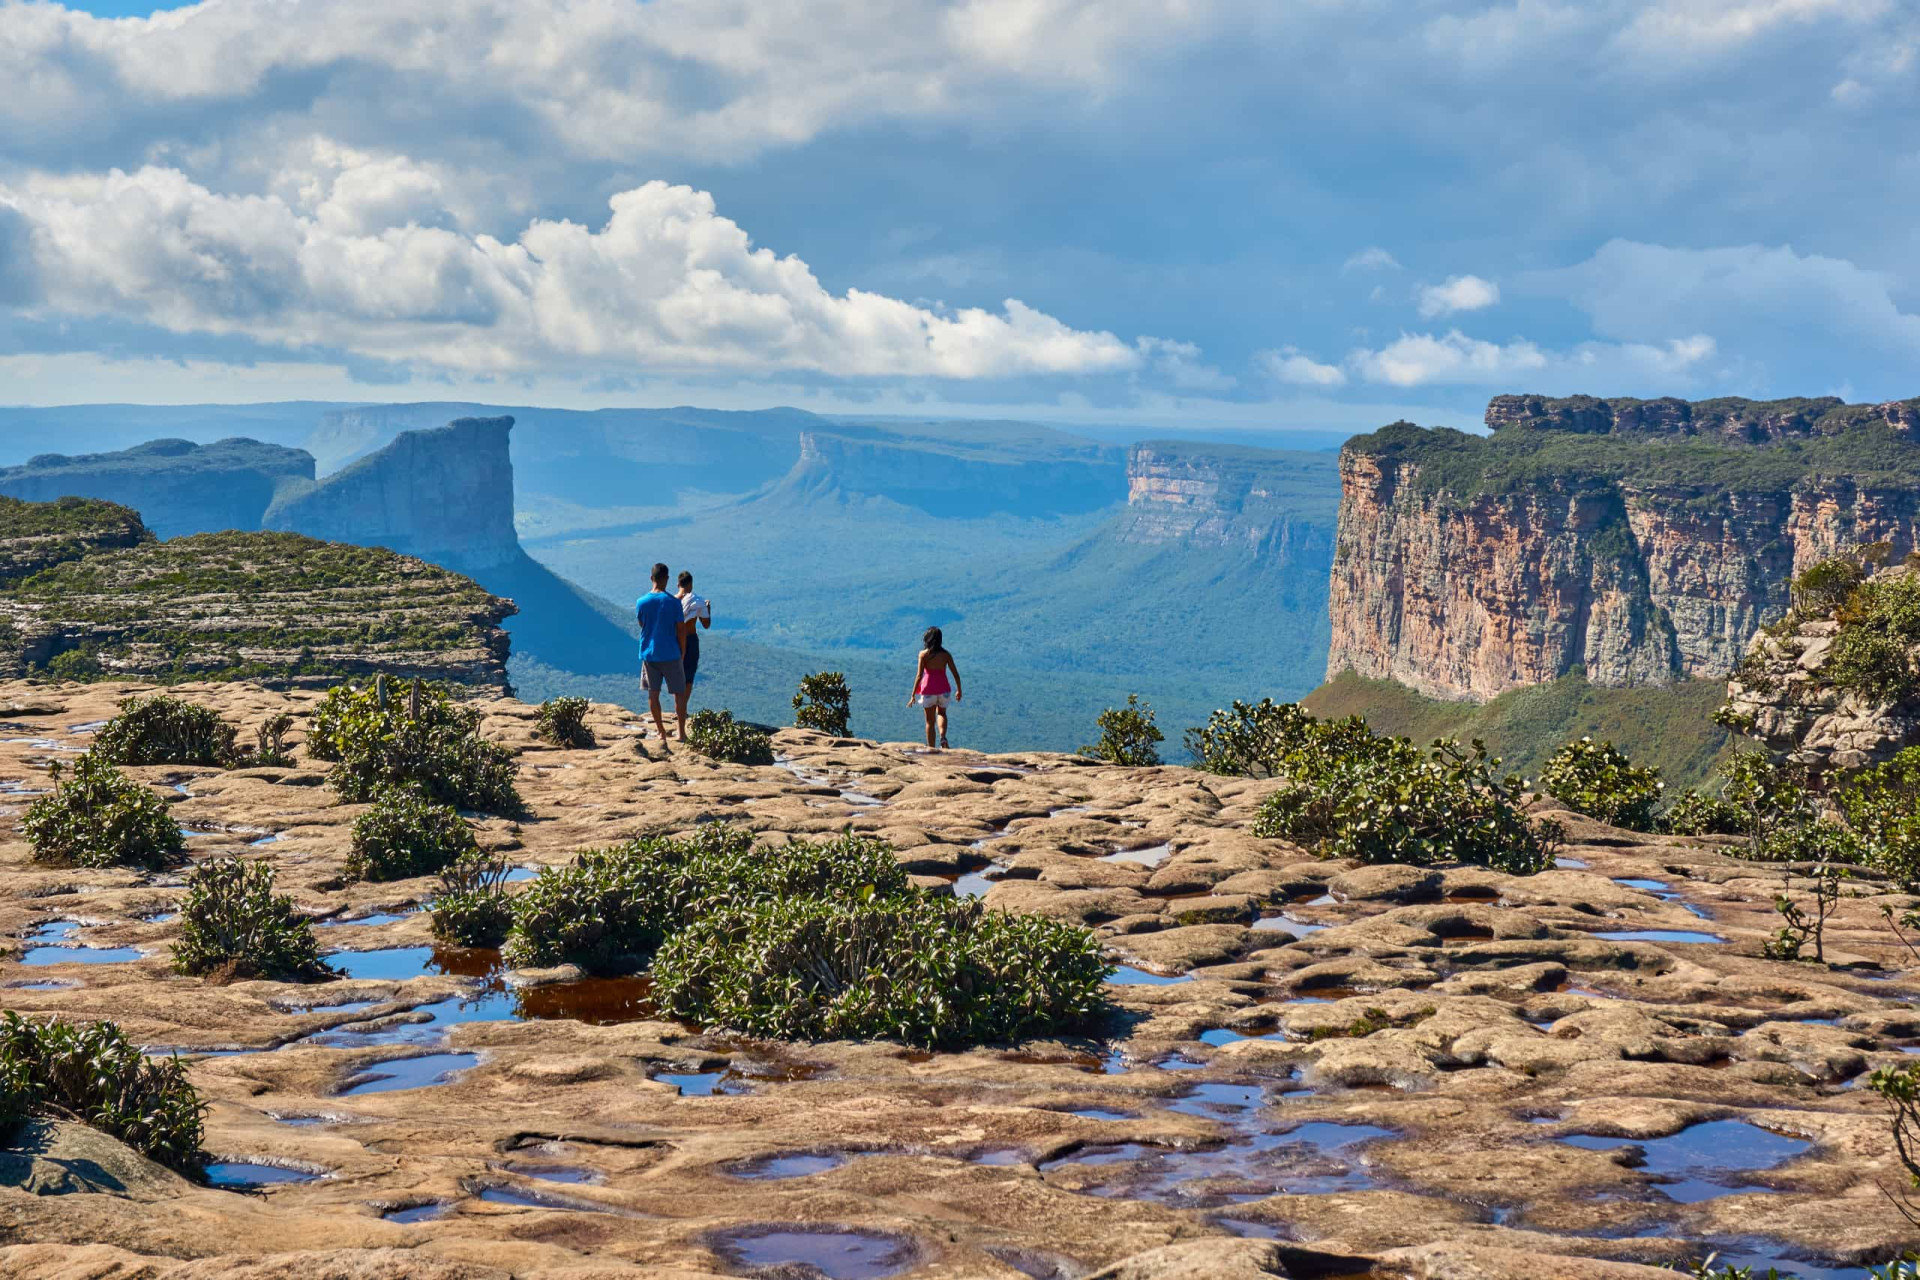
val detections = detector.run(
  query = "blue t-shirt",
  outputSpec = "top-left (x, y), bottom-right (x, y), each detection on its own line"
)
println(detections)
top-left (635, 590), bottom-right (683, 662)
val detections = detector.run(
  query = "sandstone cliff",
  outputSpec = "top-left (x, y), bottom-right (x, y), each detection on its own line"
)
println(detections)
top-left (0, 438), bottom-right (314, 540)
top-left (1327, 396), bottom-right (1920, 702)
top-left (266, 417), bottom-right (521, 572)
top-left (1116, 441), bottom-right (1338, 562)
top-left (776, 427), bottom-right (1123, 517)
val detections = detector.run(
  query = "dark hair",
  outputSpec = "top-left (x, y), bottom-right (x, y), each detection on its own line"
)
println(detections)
top-left (651, 562), bottom-right (669, 585)
top-left (677, 570), bottom-right (693, 589)
top-left (923, 626), bottom-right (944, 653)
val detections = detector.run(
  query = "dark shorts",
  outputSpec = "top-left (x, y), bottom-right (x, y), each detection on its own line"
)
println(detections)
top-left (683, 631), bottom-right (701, 685)
top-left (641, 657), bottom-right (686, 698)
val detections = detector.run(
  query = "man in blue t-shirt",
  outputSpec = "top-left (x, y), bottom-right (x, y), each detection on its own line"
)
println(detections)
top-left (635, 561), bottom-right (689, 744)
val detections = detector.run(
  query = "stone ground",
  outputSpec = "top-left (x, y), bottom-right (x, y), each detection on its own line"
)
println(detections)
top-left (1, 680), bottom-right (1917, 1280)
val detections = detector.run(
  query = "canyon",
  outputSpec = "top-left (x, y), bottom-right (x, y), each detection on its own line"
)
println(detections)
top-left (1326, 394), bottom-right (1920, 704)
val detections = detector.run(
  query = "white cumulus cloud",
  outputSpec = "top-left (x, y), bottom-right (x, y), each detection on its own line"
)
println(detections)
top-left (0, 159), bottom-right (1151, 381)
top-left (1347, 329), bottom-right (1716, 388)
top-left (1256, 346), bottom-right (1347, 388)
top-left (1416, 274), bottom-right (1500, 318)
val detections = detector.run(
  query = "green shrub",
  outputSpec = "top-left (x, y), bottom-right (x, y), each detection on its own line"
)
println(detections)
top-left (172, 858), bottom-right (329, 981)
top-left (1538, 737), bottom-right (1664, 830)
top-left (1185, 698), bottom-right (1327, 778)
top-left (429, 851), bottom-right (514, 947)
top-left (793, 671), bottom-right (852, 738)
top-left (22, 751), bottom-right (185, 870)
top-left (251, 712), bottom-right (295, 767)
top-left (1080, 693), bottom-right (1163, 766)
top-left (1755, 820), bottom-right (1873, 865)
top-left (0, 1011), bottom-right (204, 1175)
top-left (1838, 746), bottom-right (1920, 884)
top-left (1719, 749), bottom-right (1816, 852)
top-left (1660, 790), bottom-right (1747, 836)
top-left (92, 694), bottom-right (237, 767)
top-left (653, 895), bottom-right (1110, 1048)
top-left (1791, 554), bottom-right (1867, 617)
top-left (1828, 571), bottom-right (1920, 705)
top-left (347, 784), bottom-right (478, 882)
top-left (307, 677), bottom-right (521, 814)
top-left (534, 696), bottom-right (593, 747)
top-left (502, 827), bottom-right (909, 974)
top-left (685, 708), bottom-right (775, 765)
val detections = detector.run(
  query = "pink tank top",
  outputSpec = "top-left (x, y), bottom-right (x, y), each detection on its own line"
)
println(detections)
top-left (917, 661), bottom-right (950, 696)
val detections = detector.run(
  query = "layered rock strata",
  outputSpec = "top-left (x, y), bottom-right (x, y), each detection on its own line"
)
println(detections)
top-left (1118, 441), bottom-right (1338, 561)
top-left (1, 679), bottom-right (1914, 1279)
top-left (1329, 395), bottom-right (1920, 702)
top-left (0, 439), bottom-right (315, 540)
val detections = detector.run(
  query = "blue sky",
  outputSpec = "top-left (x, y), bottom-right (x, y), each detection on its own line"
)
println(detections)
top-left (1, 0), bottom-right (1916, 432)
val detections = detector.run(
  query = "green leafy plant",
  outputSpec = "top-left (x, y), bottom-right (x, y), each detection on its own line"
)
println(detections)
top-left (1756, 819), bottom-right (1873, 865)
top-left (653, 895), bottom-right (1110, 1049)
top-left (1828, 571), bottom-right (1920, 705)
top-left (685, 708), bottom-right (775, 765)
top-left (92, 693), bottom-right (238, 767)
top-left (1760, 863), bottom-right (1848, 963)
top-left (429, 850), bottom-right (514, 947)
top-left (306, 676), bottom-right (522, 814)
top-left (502, 827), bottom-right (909, 974)
top-left (1791, 553), bottom-right (1868, 617)
top-left (1538, 737), bottom-right (1664, 830)
top-left (251, 712), bottom-right (295, 767)
top-left (0, 1011), bottom-right (205, 1175)
top-left (1839, 746), bottom-right (1920, 885)
top-left (793, 671), bottom-right (852, 738)
top-left (534, 696), bottom-right (594, 747)
top-left (1719, 749), bottom-right (1817, 857)
top-left (1660, 789), bottom-right (1747, 836)
top-left (1080, 693), bottom-right (1163, 766)
top-left (346, 784), bottom-right (478, 882)
top-left (22, 751), bottom-right (185, 870)
top-left (1869, 1061), bottom-right (1920, 1228)
top-left (1185, 698), bottom-right (1330, 778)
top-left (171, 857), bottom-right (329, 981)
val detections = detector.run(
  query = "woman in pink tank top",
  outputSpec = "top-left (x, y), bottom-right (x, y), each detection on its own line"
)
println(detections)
top-left (908, 626), bottom-right (963, 749)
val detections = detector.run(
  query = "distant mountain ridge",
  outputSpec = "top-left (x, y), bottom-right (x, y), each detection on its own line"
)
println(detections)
top-left (0, 438), bottom-right (314, 539)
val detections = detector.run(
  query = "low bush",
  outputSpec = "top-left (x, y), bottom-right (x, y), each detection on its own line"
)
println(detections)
top-left (251, 712), bottom-right (295, 767)
top-left (172, 857), bottom-right (329, 981)
top-left (22, 751), bottom-right (184, 870)
top-left (1080, 693), bottom-right (1163, 766)
top-left (534, 696), bottom-right (593, 747)
top-left (429, 851), bottom-right (514, 947)
top-left (502, 827), bottom-right (909, 974)
top-left (1828, 571), bottom-right (1920, 706)
top-left (0, 1011), bottom-right (205, 1174)
top-left (685, 708), bottom-right (775, 765)
top-left (307, 677), bottom-right (521, 814)
top-left (1538, 737), bottom-right (1664, 830)
top-left (1184, 698), bottom-right (1325, 778)
top-left (653, 895), bottom-right (1109, 1048)
top-left (793, 671), bottom-right (852, 738)
top-left (1755, 819), bottom-right (1873, 866)
top-left (1660, 790), bottom-right (1747, 836)
top-left (1838, 745), bottom-right (1920, 885)
top-left (93, 694), bottom-right (237, 767)
top-left (347, 784), bottom-right (478, 882)
top-left (1791, 554), bottom-right (1868, 617)
top-left (1719, 749), bottom-right (1817, 854)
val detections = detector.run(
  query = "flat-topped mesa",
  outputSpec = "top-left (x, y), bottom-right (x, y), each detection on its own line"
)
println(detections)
top-left (265, 417), bottom-right (520, 572)
top-left (1119, 440), bottom-right (1339, 559)
top-left (1327, 394), bottom-right (1920, 703)
top-left (0, 528), bottom-right (515, 687)
top-left (0, 496), bottom-right (151, 588)
top-left (0, 438), bottom-right (315, 540)
top-left (779, 426), bottom-right (1123, 517)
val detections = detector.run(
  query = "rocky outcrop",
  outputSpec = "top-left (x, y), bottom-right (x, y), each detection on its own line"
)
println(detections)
top-left (0, 496), bottom-right (151, 587)
top-left (266, 417), bottom-right (520, 572)
top-left (1118, 442), bottom-right (1338, 559)
top-left (0, 529), bottom-right (515, 687)
top-left (0, 439), bottom-right (314, 540)
top-left (1721, 563), bottom-right (1920, 779)
top-left (1328, 396), bottom-right (1920, 702)
top-left (777, 428), bottom-right (1124, 517)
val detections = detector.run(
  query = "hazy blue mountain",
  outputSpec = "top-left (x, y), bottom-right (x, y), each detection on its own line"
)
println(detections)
top-left (0, 438), bottom-right (315, 539)
top-left (0, 403), bottom-right (355, 463)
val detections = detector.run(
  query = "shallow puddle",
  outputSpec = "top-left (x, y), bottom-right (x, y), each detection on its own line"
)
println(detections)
top-left (1558, 1119), bottom-right (1811, 1201)
top-left (477, 1184), bottom-right (606, 1211)
top-left (1100, 844), bottom-right (1171, 868)
top-left (500, 1161), bottom-right (601, 1183)
top-left (338, 1051), bottom-right (479, 1096)
top-left (1594, 929), bottom-right (1726, 944)
top-left (1556, 857), bottom-right (1589, 869)
top-left (709, 1226), bottom-right (918, 1280)
top-left (952, 871), bottom-right (999, 899)
top-left (383, 1202), bottom-right (451, 1223)
top-left (1250, 914), bottom-right (1326, 938)
top-left (1038, 1119), bottom-right (1395, 1206)
top-left (1199, 1028), bottom-right (1283, 1046)
top-left (318, 911), bottom-right (415, 928)
top-left (1108, 966), bottom-right (1194, 986)
top-left (206, 1162), bottom-right (321, 1189)
top-left (726, 1152), bottom-right (848, 1179)
top-left (22, 943), bottom-right (143, 965)
top-left (657, 1069), bottom-right (748, 1097)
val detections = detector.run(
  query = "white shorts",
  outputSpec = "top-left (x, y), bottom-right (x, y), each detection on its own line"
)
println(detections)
top-left (916, 693), bottom-right (953, 709)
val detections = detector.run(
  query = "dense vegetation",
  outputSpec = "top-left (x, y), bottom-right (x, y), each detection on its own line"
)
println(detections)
top-left (1195, 700), bottom-right (1554, 874)
top-left (0, 1012), bottom-right (205, 1175)
top-left (1837, 747), bottom-right (1920, 884)
top-left (22, 751), bottom-right (184, 870)
top-left (1080, 693), bottom-right (1163, 766)
top-left (684, 708), bottom-right (775, 765)
top-left (0, 494), bottom-right (150, 586)
top-left (172, 858), bottom-right (329, 981)
top-left (92, 693), bottom-right (238, 767)
top-left (792, 671), bottom-right (852, 737)
top-left (1826, 569), bottom-right (1920, 706)
top-left (429, 851), bottom-right (514, 947)
top-left (534, 696), bottom-right (593, 746)
top-left (1538, 737), bottom-right (1664, 830)
top-left (307, 677), bottom-right (522, 813)
top-left (346, 784), bottom-right (479, 882)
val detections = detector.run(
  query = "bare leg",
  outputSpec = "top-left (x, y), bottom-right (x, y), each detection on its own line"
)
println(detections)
top-left (649, 687), bottom-right (670, 744)
top-left (937, 704), bottom-right (950, 749)
top-left (673, 689), bottom-right (690, 741)
top-left (923, 706), bottom-right (938, 748)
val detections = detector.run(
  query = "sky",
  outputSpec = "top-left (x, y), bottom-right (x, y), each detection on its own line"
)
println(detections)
top-left (0, 0), bottom-right (1915, 433)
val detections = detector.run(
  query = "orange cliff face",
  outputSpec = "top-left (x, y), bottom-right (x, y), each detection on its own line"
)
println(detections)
top-left (1327, 397), bottom-right (1920, 704)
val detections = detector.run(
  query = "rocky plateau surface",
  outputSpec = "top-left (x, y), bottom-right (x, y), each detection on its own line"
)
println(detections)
top-left (1, 681), bottom-right (1917, 1279)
